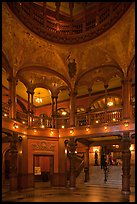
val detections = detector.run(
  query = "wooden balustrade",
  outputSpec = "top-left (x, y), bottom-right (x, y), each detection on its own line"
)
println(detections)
top-left (2, 102), bottom-right (10, 116)
top-left (7, 2), bottom-right (131, 44)
top-left (2, 102), bottom-right (134, 128)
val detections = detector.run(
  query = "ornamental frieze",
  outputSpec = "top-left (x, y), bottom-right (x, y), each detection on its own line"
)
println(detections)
top-left (32, 141), bottom-right (55, 151)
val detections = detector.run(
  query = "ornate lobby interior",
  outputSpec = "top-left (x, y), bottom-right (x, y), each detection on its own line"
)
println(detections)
top-left (2, 2), bottom-right (135, 202)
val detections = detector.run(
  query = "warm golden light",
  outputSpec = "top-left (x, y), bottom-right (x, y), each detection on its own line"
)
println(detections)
top-left (70, 129), bottom-right (74, 134)
top-left (107, 101), bottom-right (113, 106)
top-left (86, 127), bottom-right (90, 132)
top-left (113, 118), bottom-right (116, 121)
top-left (13, 123), bottom-right (18, 129)
top-left (96, 120), bottom-right (99, 123)
top-left (104, 124), bottom-right (108, 130)
top-left (50, 130), bottom-right (54, 135)
top-left (130, 144), bottom-right (134, 151)
top-left (62, 111), bottom-right (67, 116)
top-left (22, 121), bottom-right (25, 124)
top-left (34, 129), bottom-right (37, 133)
top-left (124, 121), bottom-right (129, 127)
top-left (41, 125), bottom-right (45, 128)
top-left (61, 125), bottom-right (65, 129)
top-left (35, 97), bottom-right (42, 103)
top-left (93, 146), bottom-right (99, 152)
top-left (4, 113), bottom-right (8, 117)
top-left (35, 93), bottom-right (42, 103)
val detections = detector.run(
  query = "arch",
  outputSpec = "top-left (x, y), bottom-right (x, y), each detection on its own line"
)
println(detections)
top-left (16, 66), bottom-right (71, 88)
top-left (127, 56), bottom-right (135, 80)
top-left (2, 51), bottom-right (13, 76)
top-left (75, 64), bottom-right (124, 87)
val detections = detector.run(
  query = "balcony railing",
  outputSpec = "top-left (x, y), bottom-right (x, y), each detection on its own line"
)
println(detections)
top-left (2, 102), bottom-right (134, 129)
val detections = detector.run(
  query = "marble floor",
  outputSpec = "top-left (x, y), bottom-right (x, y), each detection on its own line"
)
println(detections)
top-left (2, 182), bottom-right (135, 202)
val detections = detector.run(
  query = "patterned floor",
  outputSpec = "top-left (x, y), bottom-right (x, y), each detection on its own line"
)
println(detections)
top-left (2, 183), bottom-right (135, 202)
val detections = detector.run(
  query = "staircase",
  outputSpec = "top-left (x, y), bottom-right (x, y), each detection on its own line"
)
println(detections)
top-left (77, 165), bottom-right (123, 188)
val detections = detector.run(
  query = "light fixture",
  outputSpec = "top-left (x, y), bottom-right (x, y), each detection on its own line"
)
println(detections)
top-left (13, 123), bottom-right (18, 129)
top-left (4, 113), bottom-right (8, 117)
top-left (50, 130), bottom-right (54, 135)
top-left (96, 120), bottom-right (99, 123)
top-left (124, 121), bottom-right (129, 127)
top-left (41, 125), bottom-right (45, 128)
top-left (104, 124), bottom-right (108, 130)
top-left (22, 121), bottom-right (25, 124)
top-left (86, 127), bottom-right (90, 132)
top-left (61, 125), bottom-right (65, 129)
top-left (113, 118), bottom-right (116, 122)
top-left (107, 97), bottom-right (113, 107)
top-left (62, 111), bottom-right (67, 116)
top-left (34, 129), bottom-right (37, 133)
top-left (70, 129), bottom-right (74, 134)
top-left (130, 144), bottom-right (134, 151)
top-left (35, 92), bottom-right (43, 104)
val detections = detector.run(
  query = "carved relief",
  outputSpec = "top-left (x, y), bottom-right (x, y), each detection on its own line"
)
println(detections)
top-left (32, 141), bottom-right (55, 151)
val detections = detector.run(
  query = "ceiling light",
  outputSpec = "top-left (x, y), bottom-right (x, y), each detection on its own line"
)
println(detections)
top-left (107, 97), bottom-right (113, 107)
top-left (62, 111), bottom-right (67, 116)
top-left (35, 93), bottom-right (42, 103)
top-left (107, 101), bottom-right (113, 106)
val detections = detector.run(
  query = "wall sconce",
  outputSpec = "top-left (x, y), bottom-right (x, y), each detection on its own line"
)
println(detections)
top-left (124, 121), bottom-right (129, 127)
top-left (34, 129), bottom-right (37, 133)
top-left (41, 125), bottom-right (45, 128)
top-left (70, 129), bottom-right (74, 134)
top-left (13, 123), bottom-right (18, 129)
top-left (104, 124), bottom-right (108, 130)
top-left (86, 127), bottom-right (90, 132)
top-left (4, 113), bottom-right (8, 117)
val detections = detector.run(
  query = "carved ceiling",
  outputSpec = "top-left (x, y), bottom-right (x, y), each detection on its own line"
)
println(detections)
top-left (2, 2), bottom-right (135, 107)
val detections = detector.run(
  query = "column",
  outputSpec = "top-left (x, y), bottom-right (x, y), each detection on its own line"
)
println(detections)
top-left (9, 132), bottom-right (18, 191)
top-left (51, 96), bottom-right (56, 128)
top-left (121, 131), bottom-right (131, 194)
top-left (7, 76), bottom-right (18, 120)
top-left (66, 138), bottom-right (77, 188)
top-left (27, 89), bottom-right (34, 127)
top-left (69, 91), bottom-right (77, 127)
top-left (122, 79), bottom-right (132, 121)
top-left (84, 146), bottom-right (90, 182)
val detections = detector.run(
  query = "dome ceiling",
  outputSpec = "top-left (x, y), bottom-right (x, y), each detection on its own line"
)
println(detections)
top-left (7, 2), bottom-right (131, 44)
top-left (2, 2), bottom-right (135, 107)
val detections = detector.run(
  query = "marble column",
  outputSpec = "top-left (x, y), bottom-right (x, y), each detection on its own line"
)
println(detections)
top-left (52, 96), bottom-right (55, 128)
top-left (8, 132), bottom-right (18, 191)
top-left (69, 91), bottom-right (77, 127)
top-left (121, 131), bottom-right (131, 194)
top-left (84, 146), bottom-right (90, 182)
top-left (7, 76), bottom-right (18, 120)
top-left (27, 89), bottom-right (34, 127)
top-left (67, 138), bottom-right (77, 188)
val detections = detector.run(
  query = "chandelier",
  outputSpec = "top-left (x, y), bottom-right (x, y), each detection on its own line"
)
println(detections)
top-left (35, 93), bottom-right (43, 104)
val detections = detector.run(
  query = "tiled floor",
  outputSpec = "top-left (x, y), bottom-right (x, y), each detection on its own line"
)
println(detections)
top-left (2, 182), bottom-right (135, 202)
